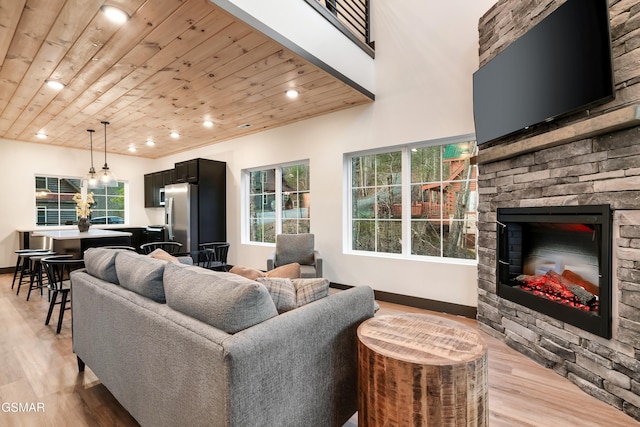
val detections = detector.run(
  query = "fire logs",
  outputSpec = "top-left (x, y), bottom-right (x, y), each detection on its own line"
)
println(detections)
top-left (514, 269), bottom-right (598, 312)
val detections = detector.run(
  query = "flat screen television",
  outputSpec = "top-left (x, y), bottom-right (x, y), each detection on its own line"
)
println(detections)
top-left (473, 0), bottom-right (614, 145)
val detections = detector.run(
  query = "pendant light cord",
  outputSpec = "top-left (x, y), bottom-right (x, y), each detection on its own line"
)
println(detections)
top-left (87, 129), bottom-right (95, 172)
top-left (101, 121), bottom-right (110, 169)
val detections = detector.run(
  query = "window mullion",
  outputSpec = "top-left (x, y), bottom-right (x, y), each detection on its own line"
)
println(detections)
top-left (402, 148), bottom-right (410, 256)
top-left (440, 147), bottom-right (445, 257)
top-left (275, 168), bottom-right (283, 235)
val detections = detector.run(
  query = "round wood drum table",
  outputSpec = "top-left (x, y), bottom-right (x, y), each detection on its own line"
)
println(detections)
top-left (357, 313), bottom-right (488, 427)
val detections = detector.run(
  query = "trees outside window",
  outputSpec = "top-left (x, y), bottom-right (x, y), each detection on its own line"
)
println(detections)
top-left (348, 139), bottom-right (477, 260)
top-left (351, 151), bottom-right (402, 253)
top-left (246, 162), bottom-right (310, 244)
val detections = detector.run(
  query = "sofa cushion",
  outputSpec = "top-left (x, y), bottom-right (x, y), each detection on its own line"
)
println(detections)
top-left (163, 262), bottom-right (278, 334)
top-left (292, 278), bottom-right (330, 306)
top-left (115, 251), bottom-right (168, 303)
top-left (256, 277), bottom-right (297, 313)
top-left (229, 265), bottom-right (265, 280)
top-left (84, 247), bottom-right (125, 284)
top-left (265, 262), bottom-right (301, 279)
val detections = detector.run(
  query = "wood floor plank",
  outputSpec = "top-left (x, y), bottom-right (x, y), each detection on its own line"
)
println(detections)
top-left (1, 274), bottom-right (638, 426)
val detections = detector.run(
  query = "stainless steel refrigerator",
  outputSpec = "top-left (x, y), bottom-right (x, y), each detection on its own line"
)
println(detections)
top-left (164, 183), bottom-right (199, 253)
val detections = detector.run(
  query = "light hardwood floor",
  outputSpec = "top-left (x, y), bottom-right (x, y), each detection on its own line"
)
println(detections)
top-left (1, 272), bottom-right (638, 427)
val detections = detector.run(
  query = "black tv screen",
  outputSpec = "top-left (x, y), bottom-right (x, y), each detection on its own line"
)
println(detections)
top-left (473, 0), bottom-right (614, 145)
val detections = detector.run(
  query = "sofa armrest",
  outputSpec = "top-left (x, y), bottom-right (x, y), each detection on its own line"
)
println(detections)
top-left (313, 250), bottom-right (323, 277)
top-left (224, 285), bottom-right (374, 426)
top-left (266, 251), bottom-right (276, 271)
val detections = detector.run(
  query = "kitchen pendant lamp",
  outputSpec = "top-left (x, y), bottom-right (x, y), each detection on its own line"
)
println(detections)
top-left (100, 121), bottom-right (118, 187)
top-left (83, 129), bottom-right (99, 188)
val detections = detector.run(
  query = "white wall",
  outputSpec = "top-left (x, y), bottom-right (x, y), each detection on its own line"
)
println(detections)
top-left (1, 0), bottom-right (496, 308)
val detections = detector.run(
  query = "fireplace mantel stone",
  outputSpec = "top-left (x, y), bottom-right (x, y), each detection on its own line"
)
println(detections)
top-left (479, 104), bottom-right (640, 164)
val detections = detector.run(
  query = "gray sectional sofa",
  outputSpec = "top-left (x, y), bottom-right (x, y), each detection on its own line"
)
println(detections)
top-left (71, 248), bottom-right (375, 427)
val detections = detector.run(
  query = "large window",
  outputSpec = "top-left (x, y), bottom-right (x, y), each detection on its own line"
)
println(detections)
top-left (348, 137), bottom-right (477, 260)
top-left (35, 175), bottom-right (126, 226)
top-left (246, 162), bottom-right (310, 243)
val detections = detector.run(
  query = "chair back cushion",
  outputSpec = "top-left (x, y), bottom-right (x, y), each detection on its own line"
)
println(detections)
top-left (275, 233), bottom-right (314, 266)
top-left (163, 263), bottom-right (278, 334)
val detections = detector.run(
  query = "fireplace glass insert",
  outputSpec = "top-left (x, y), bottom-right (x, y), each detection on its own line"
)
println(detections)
top-left (496, 205), bottom-right (611, 338)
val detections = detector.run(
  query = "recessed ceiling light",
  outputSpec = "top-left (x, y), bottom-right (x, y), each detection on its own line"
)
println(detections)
top-left (101, 5), bottom-right (129, 24)
top-left (146, 139), bottom-right (155, 146)
top-left (237, 123), bottom-right (253, 129)
top-left (203, 120), bottom-right (214, 128)
top-left (45, 80), bottom-right (65, 90)
top-left (286, 89), bottom-right (299, 99)
top-left (36, 132), bottom-right (47, 139)
top-left (128, 145), bottom-right (137, 152)
top-left (170, 132), bottom-right (180, 139)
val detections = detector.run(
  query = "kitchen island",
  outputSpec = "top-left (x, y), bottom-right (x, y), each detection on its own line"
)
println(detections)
top-left (32, 229), bottom-right (132, 258)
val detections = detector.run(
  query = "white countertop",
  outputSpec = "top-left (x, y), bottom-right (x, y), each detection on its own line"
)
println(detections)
top-left (32, 229), bottom-right (132, 240)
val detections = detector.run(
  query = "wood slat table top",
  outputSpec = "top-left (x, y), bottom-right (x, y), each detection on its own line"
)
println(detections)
top-left (357, 313), bottom-right (488, 366)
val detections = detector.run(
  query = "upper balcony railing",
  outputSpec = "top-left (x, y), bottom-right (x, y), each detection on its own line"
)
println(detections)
top-left (305, 0), bottom-right (373, 57)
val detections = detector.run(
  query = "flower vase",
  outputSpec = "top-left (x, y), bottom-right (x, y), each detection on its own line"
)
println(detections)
top-left (78, 217), bottom-right (90, 232)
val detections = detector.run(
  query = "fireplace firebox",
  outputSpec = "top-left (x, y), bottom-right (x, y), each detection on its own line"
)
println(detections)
top-left (496, 205), bottom-right (612, 338)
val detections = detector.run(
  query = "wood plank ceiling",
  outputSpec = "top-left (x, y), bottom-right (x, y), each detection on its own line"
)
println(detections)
top-left (0, 0), bottom-right (373, 159)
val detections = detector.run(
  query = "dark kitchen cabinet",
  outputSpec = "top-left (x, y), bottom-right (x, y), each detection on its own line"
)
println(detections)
top-left (144, 168), bottom-right (174, 208)
top-left (162, 169), bottom-right (175, 186)
top-left (174, 159), bottom-right (199, 183)
top-left (144, 173), bottom-right (154, 208)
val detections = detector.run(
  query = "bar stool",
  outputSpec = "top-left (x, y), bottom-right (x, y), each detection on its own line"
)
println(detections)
top-left (11, 249), bottom-right (49, 290)
top-left (41, 256), bottom-right (84, 334)
top-left (26, 252), bottom-right (59, 301)
top-left (15, 250), bottom-right (55, 296)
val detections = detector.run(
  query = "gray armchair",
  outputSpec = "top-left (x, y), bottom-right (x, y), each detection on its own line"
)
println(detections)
top-left (267, 233), bottom-right (323, 278)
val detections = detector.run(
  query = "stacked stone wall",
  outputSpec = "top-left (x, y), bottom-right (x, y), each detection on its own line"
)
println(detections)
top-left (476, 0), bottom-right (640, 420)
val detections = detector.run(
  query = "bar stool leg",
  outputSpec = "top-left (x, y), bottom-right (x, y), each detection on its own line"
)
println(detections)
top-left (16, 258), bottom-right (32, 296)
top-left (46, 290), bottom-right (58, 327)
top-left (56, 291), bottom-right (69, 334)
top-left (26, 260), bottom-right (41, 301)
top-left (11, 256), bottom-right (23, 290)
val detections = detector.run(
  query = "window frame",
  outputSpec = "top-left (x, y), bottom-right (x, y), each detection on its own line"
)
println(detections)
top-left (242, 160), bottom-right (310, 245)
top-left (344, 134), bottom-right (478, 265)
top-left (34, 174), bottom-right (129, 227)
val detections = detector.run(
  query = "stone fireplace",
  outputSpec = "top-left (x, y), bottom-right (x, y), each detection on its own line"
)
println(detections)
top-left (476, 0), bottom-right (640, 421)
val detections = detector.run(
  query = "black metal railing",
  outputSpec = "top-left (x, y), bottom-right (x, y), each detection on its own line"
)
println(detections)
top-left (306, 0), bottom-right (373, 56)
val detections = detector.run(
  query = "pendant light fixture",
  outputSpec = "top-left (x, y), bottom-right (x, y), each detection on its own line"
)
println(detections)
top-left (83, 129), bottom-right (99, 188)
top-left (100, 121), bottom-right (118, 187)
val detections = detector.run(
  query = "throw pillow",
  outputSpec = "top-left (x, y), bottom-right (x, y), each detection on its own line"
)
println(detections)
top-left (292, 278), bottom-right (330, 307)
top-left (229, 265), bottom-right (265, 280)
top-left (148, 248), bottom-right (180, 263)
top-left (265, 262), bottom-right (301, 279)
top-left (256, 277), bottom-right (297, 313)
